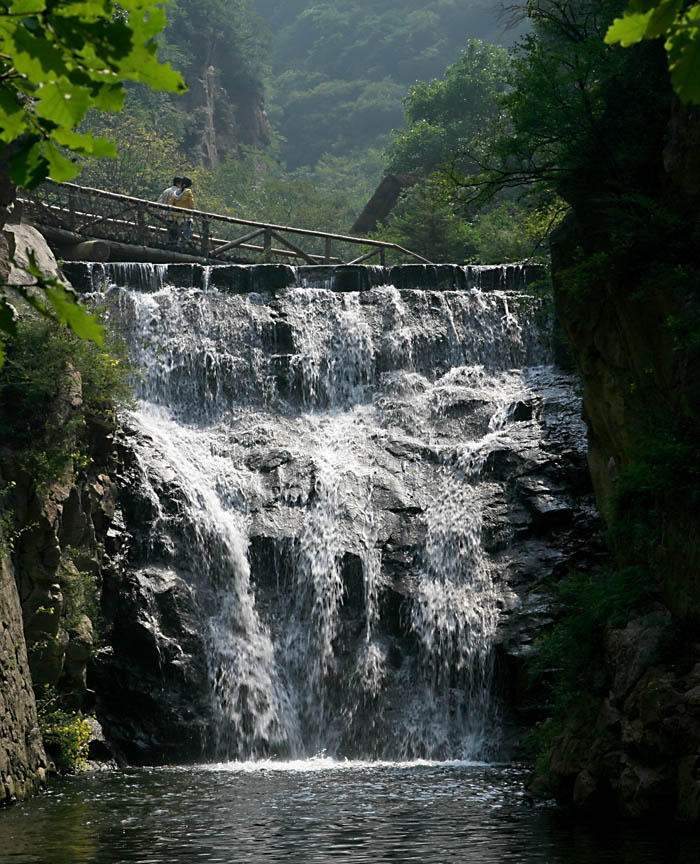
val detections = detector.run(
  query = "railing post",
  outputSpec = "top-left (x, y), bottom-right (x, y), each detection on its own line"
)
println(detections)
top-left (264, 228), bottom-right (272, 262)
top-left (380, 247), bottom-right (386, 267)
top-left (137, 208), bottom-right (147, 245)
top-left (201, 216), bottom-right (211, 258)
top-left (68, 188), bottom-right (76, 231)
top-left (324, 237), bottom-right (331, 264)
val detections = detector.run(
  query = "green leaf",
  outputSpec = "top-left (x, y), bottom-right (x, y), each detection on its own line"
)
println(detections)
top-left (41, 140), bottom-right (79, 182)
top-left (645, 0), bottom-right (685, 39)
top-left (90, 83), bottom-right (126, 112)
top-left (0, 90), bottom-right (27, 143)
top-left (0, 0), bottom-right (185, 193)
top-left (44, 286), bottom-right (104, 344)
top-left (669, 30), bottom-right (700, 104)
top-left (35, 80), bottom-right (91, 128)
top-left (53, 128), bottom-right (116, 158)
top-left (605, 10), bottom-right (655, 46)
top-left (51, 1), bottom-right (115, 22)
top-left (8, 25), bottom-right (70, 82)
top-left (9, 0), bottom-right (46, 13)
top-left (8, 138), bottom-right (50, 188)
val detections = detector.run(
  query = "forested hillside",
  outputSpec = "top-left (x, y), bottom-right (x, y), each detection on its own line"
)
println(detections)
top-left (71, 0), bottom-right (534, 259)
top-left (77, 0), bottom-right (271, 197)
top-left (253, 0), bottom-right (523, 170)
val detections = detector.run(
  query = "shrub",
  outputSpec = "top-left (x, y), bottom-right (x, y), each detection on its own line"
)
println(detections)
top-left (36, 688), bottom-right (92, 772)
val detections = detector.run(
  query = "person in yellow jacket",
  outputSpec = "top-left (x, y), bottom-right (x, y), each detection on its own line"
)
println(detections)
top-left (171, 176), bottom-right (194, 245)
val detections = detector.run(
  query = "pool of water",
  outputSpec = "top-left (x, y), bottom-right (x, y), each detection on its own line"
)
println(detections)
top-left (1, 761), bottom-right (696, 863)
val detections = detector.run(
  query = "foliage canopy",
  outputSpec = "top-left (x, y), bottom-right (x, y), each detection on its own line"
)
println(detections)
top-left (459, 0), bottom-right (673, 214)
top-left (605, 0), bottom-right (700, 103)
top-left (0, 0), bottom-right (184, 368)
top-left (0, 0), bottom-right (185, 188)
top-left (254, 0), bottom-right (523, 169)
top-left (386, 40), bottom-right (511, 177)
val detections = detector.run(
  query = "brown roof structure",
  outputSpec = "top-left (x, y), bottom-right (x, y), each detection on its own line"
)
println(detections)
top-left (350, 173), bottom-right (420, 236)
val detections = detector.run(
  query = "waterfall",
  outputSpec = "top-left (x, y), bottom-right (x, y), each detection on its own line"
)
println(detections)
top-left (90, 263), bottom-right (578, 764)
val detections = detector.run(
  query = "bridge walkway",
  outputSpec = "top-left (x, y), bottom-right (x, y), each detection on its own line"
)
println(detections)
top-left (18, 181), bottom-right (431, 266)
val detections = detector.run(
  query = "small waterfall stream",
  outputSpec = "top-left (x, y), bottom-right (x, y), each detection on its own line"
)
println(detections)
top-left (84, 262), bottom-right (586, 765)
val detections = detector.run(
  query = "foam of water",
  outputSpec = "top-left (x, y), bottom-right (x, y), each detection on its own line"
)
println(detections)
top-left (198, 756), bottom-right (489, 774)
top-left (97, 265), bottom-right (555, 763)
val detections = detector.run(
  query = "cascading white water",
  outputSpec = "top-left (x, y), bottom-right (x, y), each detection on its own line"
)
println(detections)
top-left (96, 263), bottom-right (563, 762)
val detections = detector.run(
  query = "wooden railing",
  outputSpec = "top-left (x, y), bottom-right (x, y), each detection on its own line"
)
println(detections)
top-left (18, 181), bottom-right (432, 266)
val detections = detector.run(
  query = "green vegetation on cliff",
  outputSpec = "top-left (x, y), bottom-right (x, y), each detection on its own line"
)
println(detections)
top-left (454, 0), bottom-right (700, 815)
top-left (0, 317), bottom-right (131, 491)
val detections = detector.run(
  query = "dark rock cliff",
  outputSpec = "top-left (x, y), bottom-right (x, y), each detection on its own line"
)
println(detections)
top-left (0, 529), bottom-right (48, 805)
top-left (0, 371), bottom-right (120, 772)
top-left (544, 103), bottom-right (700, 821)
top-left (0, 226), bottom-right (121, 801)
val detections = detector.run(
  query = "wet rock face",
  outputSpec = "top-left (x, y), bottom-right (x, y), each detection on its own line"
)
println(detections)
top-left (0, 312), bottom-right (124, 800)
top-left (552, 213), bottom-right (700, 624)
top-left (5, 435), bottom-right (117, 712)
top-left (0, 358), bottom-right (120, 789)
top-left (90, 268), bottom-right (600, 765)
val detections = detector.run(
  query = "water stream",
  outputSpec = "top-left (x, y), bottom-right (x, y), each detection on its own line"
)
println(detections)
top-left (2, 762), bottom-right (697, 864)
top-left (4, 263), bottom-right (690, 862)
top-left (84, 263), bottom-right (581, 765)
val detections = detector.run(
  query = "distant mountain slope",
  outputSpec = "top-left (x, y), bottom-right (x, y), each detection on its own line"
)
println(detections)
top-left (253, 0), bottom-right (523, 168)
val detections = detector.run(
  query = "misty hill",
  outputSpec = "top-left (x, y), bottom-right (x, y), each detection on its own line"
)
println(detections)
top-left (253, 0), bottom-right (523, 169)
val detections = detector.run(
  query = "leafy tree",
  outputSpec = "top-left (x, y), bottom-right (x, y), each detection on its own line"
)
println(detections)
top-left (76, 110), bottom-right (184, 198)
top-left (371, 180), bottom-right (472, 263)
top-left (605, 1), bottom-right (700, 103)
top-left (462, 201), bottom-right (563, 264)
top-left (0, 0), bottom-right (185, 367)
top-left (373, 180), bottom-right (560, 264)
top-left (386, 40), bottom-right (511, 177)
top-left (0, 0), bottom-right (184, 187)
top-left (378, 40), bottom-right (548, 266)
top-left (459, 0), bottom-right (673, 215)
